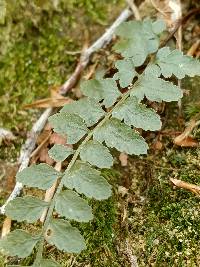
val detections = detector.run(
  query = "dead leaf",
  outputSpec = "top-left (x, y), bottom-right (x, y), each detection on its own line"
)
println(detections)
top-left (170, 178), bottom-right (200, 195)
top-left (0, 162), bottom-right (18, 196)
top-left (31, 120), bottom-right (71, 165)
top-left (126, 0), bottom-right (141, 20)
top-left (39, 147), bottom-right (54, 165)
top-left (23, 85), bottom-right (73, 109)
top-left (196, 50), bottom-right (200, 59)
top-left (152, 140), bottom-right (163, 150)
top-left (49, 132), bottom-right (67, 145)
top-left (1, 217), bottom-right (11, 237)
top-left (174, 135), bottom-right (198, 147)
top-left (139, 0), bottom-right (156, 19)
top-left (6, 165), bottom-right (18, 192)
top-left (73, 87), bottom-right (83, 99)
top-left (44, 122), bottom-right (52, 131)
top-left (50, 85), bottom-right (62, 98)
top-left (37, 129), bottom-right (52, 145)
top-left (119, 152), bottom-right (128, 166)
top-left (23, 96), bottom-right (72, 109)
top-left (150, 0), bottom-right (181, 29)
top-left (174, 119), bottom-right (199, 147)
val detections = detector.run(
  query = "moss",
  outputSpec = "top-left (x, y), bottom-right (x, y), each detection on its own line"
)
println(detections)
top-left (125, 149), bottom-right (200, 266)
top-left (43, 168), bottom-right (123, 267)
top-left (76, 197), bottom-right (120, 266)
top-left (126, 73), bottom-right (200, 265)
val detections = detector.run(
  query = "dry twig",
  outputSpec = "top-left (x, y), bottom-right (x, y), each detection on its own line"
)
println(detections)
top-left (30, 131), bottom-right (52, 158)
top-left (40, 162), bottom-right (62, 223)
top-left (126, 0), bottom-right (141, 20)
top-left (187, 40), bottom-right (200, 56)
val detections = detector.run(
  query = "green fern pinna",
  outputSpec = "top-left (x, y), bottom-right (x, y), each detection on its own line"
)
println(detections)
top-left (1, 19), bottom-right (200, 266)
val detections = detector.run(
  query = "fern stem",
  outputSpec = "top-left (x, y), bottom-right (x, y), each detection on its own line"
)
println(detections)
top-left (34, 79), bottom-right (138, 263)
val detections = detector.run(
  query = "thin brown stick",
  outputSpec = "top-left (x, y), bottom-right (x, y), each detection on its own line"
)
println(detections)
top-left (40, 162), bottom-right (62, 223)
top-left (126, 0), bottom-right (141, 20)
top-left (30, 131), bottom-right (51, 158)
top-left (187, 40), bottom-right (200, 56)
top-left (150, 0), bottom-right (168, 18)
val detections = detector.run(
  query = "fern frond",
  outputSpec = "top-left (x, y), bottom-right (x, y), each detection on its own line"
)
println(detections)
top-left (1, 18), bottom-right (200, 266)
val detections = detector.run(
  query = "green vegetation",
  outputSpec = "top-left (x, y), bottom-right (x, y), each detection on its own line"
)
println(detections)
top-left (1, 1), bottom-right (200, 267)
top-left (145, 152), bottom-right (200, 266)
top-left (0, 0), bottom-right (124, 161)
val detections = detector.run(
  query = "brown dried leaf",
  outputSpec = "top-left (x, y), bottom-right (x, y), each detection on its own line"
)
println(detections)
top-left (170, 178), bottom-right (200, 195)
top-left (174, 135), bottom-right (198, 147)
top-left (119, 152), bottom-right (128, 166)
top-left (37, 130), bottom-right (51, 145)
top-left (83, 62), bottom-right (98, 80)
top-left (6, 165), bottom-right (18, 192)
top-left (1, 217), bottom-right (11, 237)
top-left (150, 0), bottom-right (181, 28)
top-left (31, 131), bottom-right (52, 159)
top-left (39, 147), bottom-right (54, 165)
top-left (24, 85), bottom-right (73, 109)
top-left (196, 50), bottom-right (200, 59)
top-left (50, 85), bottom-right (62, 98)
top-left (49, 133), bottom-right (67, 145)
top-left (152, 140), bottom-right (163, 150)
top-left (44, 122), bottom-right (52, 131)
top-left (174, 119), bottom-right (199, 147)
top-left (73, 87), bottom-right (83, 99)
top-left (23, 97), bottom-right (72, 109)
